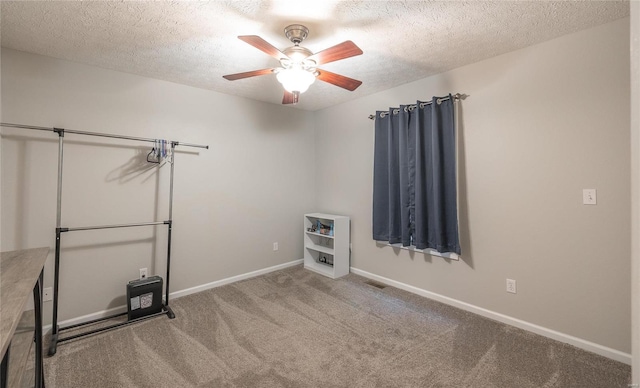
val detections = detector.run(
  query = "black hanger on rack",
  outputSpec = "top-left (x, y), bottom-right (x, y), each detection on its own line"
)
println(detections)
top-left (147, 147), bottom-right (159, 164)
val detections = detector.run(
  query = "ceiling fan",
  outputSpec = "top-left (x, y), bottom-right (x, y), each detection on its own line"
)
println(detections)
top-left (223, 24), bottom-right (363, 105)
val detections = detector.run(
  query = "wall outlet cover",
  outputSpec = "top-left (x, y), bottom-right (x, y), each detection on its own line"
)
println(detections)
top-left (506, 279), bottom-right (517, 294)
top-left (43, 287), bottom-right (53, 302)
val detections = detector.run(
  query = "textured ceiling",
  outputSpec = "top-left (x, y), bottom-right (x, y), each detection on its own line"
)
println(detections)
top-left (0, 1), bottom-right (630, 111)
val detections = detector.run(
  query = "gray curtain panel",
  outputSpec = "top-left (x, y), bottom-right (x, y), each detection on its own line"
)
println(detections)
top-left (372, 95), bottom-right (460, 254)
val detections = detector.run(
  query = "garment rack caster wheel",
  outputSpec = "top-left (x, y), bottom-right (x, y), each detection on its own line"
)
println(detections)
top-left (48, 332), bottom-right (59, 357)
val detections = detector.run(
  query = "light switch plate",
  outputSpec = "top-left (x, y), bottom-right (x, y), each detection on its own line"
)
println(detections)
top-left (583, 189), bottom-right (597, 205)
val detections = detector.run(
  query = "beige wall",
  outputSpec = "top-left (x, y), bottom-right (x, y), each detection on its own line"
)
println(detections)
top-left (0, 26), bottom-right (3, 255)
top-left (0, 17), bottom-right (633, 358)
top-left (314, 19), bottom-right (631, 353)
top-left (1, 49), bottom-right (316, 323)
top-left (631, 1), bottom-right (639, 382)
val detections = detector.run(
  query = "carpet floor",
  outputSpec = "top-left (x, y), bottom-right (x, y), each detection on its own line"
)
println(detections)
top-left (42, 265), bottom-right (631, 387)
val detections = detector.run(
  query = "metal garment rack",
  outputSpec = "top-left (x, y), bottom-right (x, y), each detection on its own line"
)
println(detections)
top-left (0, 123), bottom-right (208, 356)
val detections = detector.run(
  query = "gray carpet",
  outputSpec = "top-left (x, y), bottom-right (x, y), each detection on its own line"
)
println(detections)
top-left (43, 265), bottom-right (630, 387)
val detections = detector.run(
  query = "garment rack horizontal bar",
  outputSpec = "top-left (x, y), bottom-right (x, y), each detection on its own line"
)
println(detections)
top-left (59, 311), bottom-right (128, 330)
top-left (0, 122), bottom-right (209, 149)
top-left (59, 220), bottom-right (170, 232)
top-left (56, 306), bottom-right (172, 343)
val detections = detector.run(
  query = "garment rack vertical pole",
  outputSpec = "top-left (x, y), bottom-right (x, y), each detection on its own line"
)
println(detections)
top-left (165, 141), bottom-right (176, 311)
top-left (0, 123), bottom-right (208, 356)
top-left (51, 128), bottom-right (64, 354)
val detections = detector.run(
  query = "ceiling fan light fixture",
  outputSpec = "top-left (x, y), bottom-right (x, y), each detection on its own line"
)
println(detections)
top-left (224, 25), bottom-right (363, 104)
top-left (276, 66), bottom-right (316, 93)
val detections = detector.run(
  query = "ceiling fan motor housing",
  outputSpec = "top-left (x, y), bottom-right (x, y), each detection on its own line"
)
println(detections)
top-left (282, 46), bottom-right (315, 68)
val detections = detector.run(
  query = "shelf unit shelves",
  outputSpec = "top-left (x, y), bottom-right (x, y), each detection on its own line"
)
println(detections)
top-left (303, 213), bottom-right (350, 279)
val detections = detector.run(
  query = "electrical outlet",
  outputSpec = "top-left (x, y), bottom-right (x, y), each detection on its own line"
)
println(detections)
top-left (43, 287), bottom-right (53, 302)
top-left (140, 268), bottom-right (148, 280)
top-left (506, 279), bottom-right (517, 294)
top-left (273, 242), bottom-right (278, 251)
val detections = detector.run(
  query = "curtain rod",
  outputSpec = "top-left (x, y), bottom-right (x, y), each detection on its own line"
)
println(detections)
top-left (368, 93), bottom-right (463, 120)
top-left (0, 122), bottom-right (209, 149)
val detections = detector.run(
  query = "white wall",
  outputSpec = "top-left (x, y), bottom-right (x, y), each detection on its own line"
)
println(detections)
top-left (314, 18), bottom-right (631, 355)
top-left (1, 49), bottom-right (315, 323)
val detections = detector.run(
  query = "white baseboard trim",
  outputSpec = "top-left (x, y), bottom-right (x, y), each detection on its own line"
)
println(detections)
top-left (350, 267), bottom-right (632, 365)
top-left (44, 259), bottom-right (304, 334)
top-left (169, 259), bottom-right (303, 299)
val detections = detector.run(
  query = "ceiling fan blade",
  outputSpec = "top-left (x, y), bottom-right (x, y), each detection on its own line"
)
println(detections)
top-left (223, 68), bottom-right (274, 81)
top-left (282, 91), bottom-right (299, 105)
top-left (308, 40), bottom-right (363, 65)
top-left (238, 35), bottom-right (288, 60)
top-left (317, 70), bottom-right (362, 91)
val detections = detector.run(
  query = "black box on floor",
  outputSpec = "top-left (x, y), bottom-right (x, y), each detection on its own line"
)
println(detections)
top-left (127, 276), bottom-right (163, 321)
